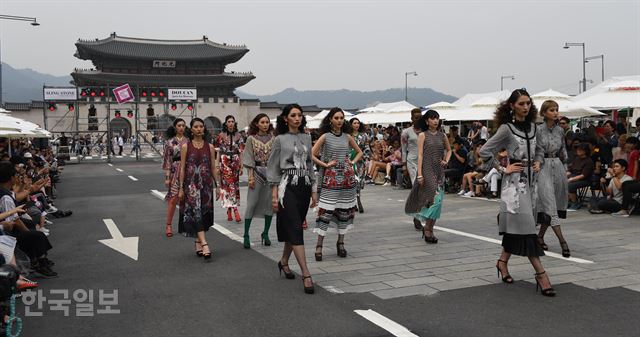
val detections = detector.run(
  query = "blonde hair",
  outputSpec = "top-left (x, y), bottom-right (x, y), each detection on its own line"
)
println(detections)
top-left (539, 100), bottom-right (559, 120)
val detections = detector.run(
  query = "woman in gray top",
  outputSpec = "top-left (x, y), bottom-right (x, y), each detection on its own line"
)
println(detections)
top-left (534, 100), bottom-right (570, 258)
top-left (267, 104), bottom-right (318, 295)
top-left (479, 89), bottom-right (556, 297)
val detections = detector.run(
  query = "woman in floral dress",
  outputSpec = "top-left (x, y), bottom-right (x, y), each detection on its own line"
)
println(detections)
top-left (162, 118), bottom-right (188, 237)
top-left (178, 118), bottom-right (221, 261)
top-left (216, 115), bottom-right (244, 222)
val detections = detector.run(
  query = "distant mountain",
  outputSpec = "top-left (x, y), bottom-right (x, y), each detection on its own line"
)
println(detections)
top-left (1, 63), bottom-right (72, 103)
top-left (237, 87), bottom-right (457, 109)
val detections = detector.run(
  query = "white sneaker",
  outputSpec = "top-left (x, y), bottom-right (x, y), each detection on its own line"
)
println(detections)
top-left (611, 211), bottom-right (629, 218)
top-left (383, 181), bottom-right (391, 186)
top-left (457, 190), bottom-right (466, 195)
top-left (38, 227), bottom-right (50, 235)
top-left (45, 220), bottom-right (54, 226)
top-left (464, 191), bottom-right (475, 197)
top-left (46, 206), bottom-right (58, 213)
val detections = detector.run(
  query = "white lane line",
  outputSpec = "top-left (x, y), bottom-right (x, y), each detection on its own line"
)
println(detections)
top-left (151, 190), bottom-right (167, 201)
top-left (128, 176), bottom-right (138, 181)
top-left (107, 163), bottom-right (113, 167)
top-left (355, 309), bottom-right (418, 337)
top-left (431, 225), bottom-right (594, 264)
top-left (323, 286), bottom-right (345, 294)
top-left (116, 168), bottom-right (124, 172)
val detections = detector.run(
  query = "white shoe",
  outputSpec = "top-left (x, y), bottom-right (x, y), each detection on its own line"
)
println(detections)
top-left (45, 220), bottom-right (54, 226)
top-left (611, 211), bottom-right (629, 218)
top-left (383, 181), bottom-right (391, 186)
top-left (38, 227), bottom-right (50, 234)
top-left (464, 191), bottom-right (475, 197)
top-left (457, 190), bottom-right (466, 195)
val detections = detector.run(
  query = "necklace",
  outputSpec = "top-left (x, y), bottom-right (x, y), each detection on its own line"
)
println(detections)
top-left (176, 135), bottom-right (184, 141)
top-left (331, 129), bottom-right (342, 136)
top-left (192, 140), bottom-right (205, 149)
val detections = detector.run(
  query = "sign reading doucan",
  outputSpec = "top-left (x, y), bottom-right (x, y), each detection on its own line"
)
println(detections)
top-left (168, 89), bottom-right (197, 100)
top-left (44, 88), bottom-right (77, 100)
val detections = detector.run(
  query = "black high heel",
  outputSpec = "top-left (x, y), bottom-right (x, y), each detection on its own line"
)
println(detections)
top-left (201, 243), bottom-right (212, 261)
top-left (537, 236), bottom-right (548, 250)
top-left (315, 245), bottom-right (323, 262)
top-left (560, 241), bottom-right (571, 258)
top-left (422, 229), bottom-right (438, 244)
top-left (277, 261), bottom-right (295, 279)
top-left (261, 233), bottom-right (271, 246)
top-left (535, 271), bottom-right (556, 297)
top-left (495, 259), bottom-right (514, 284)
top-left (302, 275), bottom-right (315, 294)
top-left (336, 241), bottom-right (347, 258)
top-left (195, 241), bottom-right (203, 257)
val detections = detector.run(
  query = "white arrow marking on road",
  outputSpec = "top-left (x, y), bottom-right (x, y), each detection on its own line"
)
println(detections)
top-left (128, 176), bottom-right (138, 181)
top-left (99, 219), bottom-right (139, 261)
top-left (116, 168), bottom-right (124, 172)
top-left (107, 163), bottom-right (113, 167)
top-left (355, 309), bottom-right (418, 337)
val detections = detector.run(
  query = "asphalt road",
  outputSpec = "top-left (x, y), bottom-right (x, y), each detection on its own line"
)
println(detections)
top-left (19, 160), bottom-right (640, 337)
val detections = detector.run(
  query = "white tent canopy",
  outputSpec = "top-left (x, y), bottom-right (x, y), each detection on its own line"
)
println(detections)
top-left (355, 100), bottom-right (417, 125)
top-left (0, 112), bottom-right (51, 138)
top-left (572, 75), bottom-right (640, 109)
top-left (531, 89), bottom-right (604, 118)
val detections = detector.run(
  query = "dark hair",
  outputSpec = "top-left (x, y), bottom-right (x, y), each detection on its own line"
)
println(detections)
top-left (186, 117), bottom-right (210, 141)
top-left (636, 117), bottom-right (640, 126)
top-left (276, 104), bottom-right (306, 135)
top-left (165, 118), bottom-right (187, 139)
top-left (411, 108), bottom-right (422, 115)
top-left (603, 120), bottom-right (615, 129)
top-left (613, 158), bottom-right (628, 170)
top-left (416, 109), bottom-right (440, 130)
top-left (577, 143), bottom-right (591, 156)
top-left (0, 161), bottom-right (15, 184)
top-left (626, 136), bottom-right (639, 148)
top-left (223, 115), bottom-right (238, 134)
top-left (248, 113), bottom-right (274, 136)
top-left (319, 107), bottom-right (352, 134)
top-left (560, 116), bottom-right (570, 124)
top-left (493, 89), bottom-right (538, 128)
top-left (349, 117), bottom-right (365, 133)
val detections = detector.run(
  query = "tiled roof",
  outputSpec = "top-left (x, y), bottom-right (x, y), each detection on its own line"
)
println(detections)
top-left (2, 101), bottom-right (45, 111)
top-left (71, 70), bottom-right (255, 88)
top-left (75, 33), bottom-right (249, 62)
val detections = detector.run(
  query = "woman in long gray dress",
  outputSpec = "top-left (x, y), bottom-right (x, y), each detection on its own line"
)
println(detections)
top-left (479, 89), bottom-right (556, 297)
top-left (242, 114), bottom-right (275, 249)
top-left (534, 100), bottom-right (570, 258)
top-left (405, 110), bottom-right (451, 244)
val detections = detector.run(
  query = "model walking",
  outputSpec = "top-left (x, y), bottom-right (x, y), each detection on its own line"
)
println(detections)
top-left (268, 104), bottom-right (317, 294)
top-left (178, 118), bottom-right (221, 261)
top-left (405, 110), bottom-right (451, 244)
top-left (242, 113), bottom-right (276, 249)
top-left (534, 100), bottom-right (571, 258)
top-left (312, 108), bottom-right (363, 261)
top-left (479, 89), bottom-right (556, 297)
top-left (349, 117), bottom-right (369, 213)
top-left (216, 115), bottom-right (243, 223)
top-left (162, 118), bottom-right (189, 237)
top-left (402, 108), bottom-right (424, 230)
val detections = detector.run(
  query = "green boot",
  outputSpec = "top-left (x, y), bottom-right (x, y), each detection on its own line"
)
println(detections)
top-left (261, 215), bottom-right (273, 246)
top-left (243, 218), bottom-right (252, 249)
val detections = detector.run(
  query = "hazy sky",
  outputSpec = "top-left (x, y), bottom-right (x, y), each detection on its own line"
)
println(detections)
top-left (1, 0), bottom-right (639, 98)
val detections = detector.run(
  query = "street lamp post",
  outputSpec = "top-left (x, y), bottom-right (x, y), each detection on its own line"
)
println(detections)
top-left (585, 54), bottom-right (605, 82)
top-left (563, 42), bottom-right (587, 93)
top-left (405, 71), bottom-right (417, 101)
top-left (0, 14), bottom-right (39, 106)
top-left (500, 75), bottom-right (515, 91)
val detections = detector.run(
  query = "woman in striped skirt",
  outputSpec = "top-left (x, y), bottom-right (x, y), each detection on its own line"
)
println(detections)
top-left (312, 108), bottom-right (363, 261)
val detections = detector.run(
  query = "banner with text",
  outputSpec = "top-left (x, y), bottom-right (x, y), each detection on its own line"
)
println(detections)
top-left (44, 88), bottom-right (77, 101)
top-left (168, 89), bottom-right (197, 101)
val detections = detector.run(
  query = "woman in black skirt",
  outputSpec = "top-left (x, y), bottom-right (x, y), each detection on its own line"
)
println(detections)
top-left (267, 104), bottom-right (318, 294)
top-left (479, 89), bottom-right (556, 297)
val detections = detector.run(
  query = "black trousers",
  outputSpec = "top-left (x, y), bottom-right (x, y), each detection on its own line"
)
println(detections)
top-left (597, 199), bottom-right (622, 213)
top-left (621, 180), bottom-right (640, 210)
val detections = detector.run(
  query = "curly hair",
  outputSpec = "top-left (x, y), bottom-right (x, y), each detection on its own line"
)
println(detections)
top-left (276, 104), bottom-right (306, 135)
top-left (349, 117), bottom-right (365, 133)
top-left (164, 118), bottom-right (187, 139)
top-left (247, 113), bottom-right (274, 136)
top-left (319, 107), bottom-right (352, 135)
top-left (493, 89), bottom-right (538, 128)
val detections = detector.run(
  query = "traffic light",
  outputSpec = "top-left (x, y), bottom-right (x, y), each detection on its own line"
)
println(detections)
top-left (114, 110), bottom-right (121, 118)
top-left (47, 103), bottom-right (56, 111)
top-left (170, 104), bottom-right (177, 111)
top-left (68, 104), bottom-right (75, 112)
top-left (187, 103), bottom-right (194, 111)
top-left (127, 110), bottom-right (134, 118)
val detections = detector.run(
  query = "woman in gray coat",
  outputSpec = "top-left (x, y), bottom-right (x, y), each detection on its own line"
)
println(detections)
top-left (479, 89), bottom-right (556, 297)
top-left (534, 100), bottom-right (570, 257)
